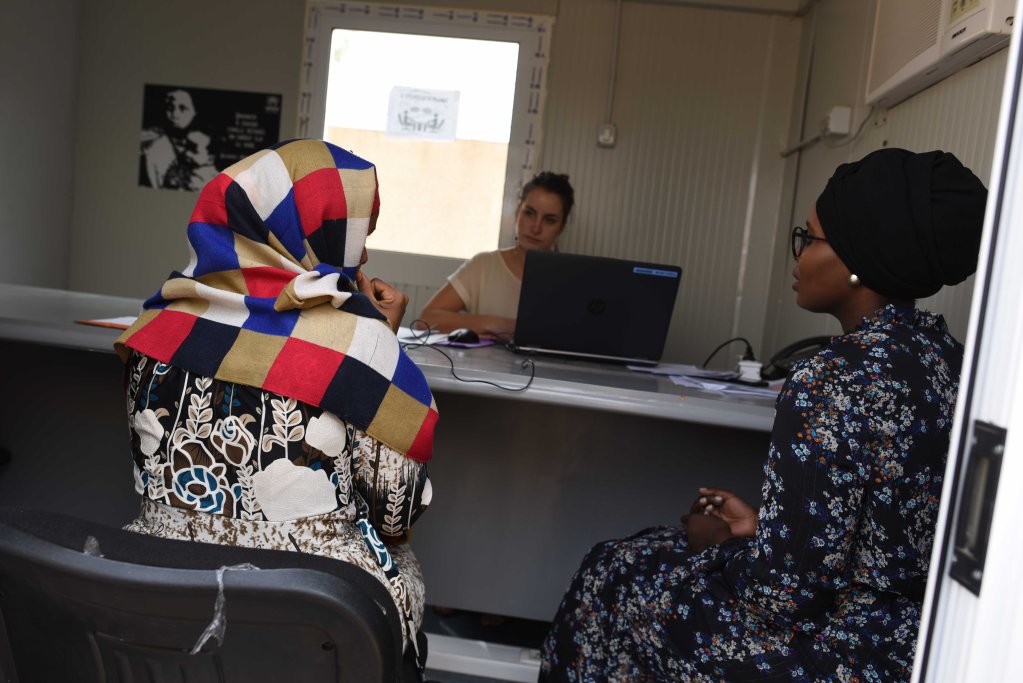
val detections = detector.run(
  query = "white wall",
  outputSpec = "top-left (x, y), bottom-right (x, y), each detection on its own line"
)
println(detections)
top-left (0, 0), bottom-right (80, 288)
top-left (61, 0), bottom-right (554, 300)
top-left (381, 0), bottom-right (803, 366)
top-left (538, 0), bottom-right (801, 364)
top-left (761, 0), bottom-right (1008, 358)
top-left (58, 0), bottom-right (802, 367)
top-left (66, 0), bottom-right (306, 299)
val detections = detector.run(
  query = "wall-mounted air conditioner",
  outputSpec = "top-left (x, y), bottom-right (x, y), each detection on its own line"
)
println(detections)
top-left (866, 0), bottom-right (1014, 109)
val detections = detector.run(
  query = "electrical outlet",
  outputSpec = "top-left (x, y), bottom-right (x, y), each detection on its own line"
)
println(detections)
top-left (597, 123), bottom-right (617, 148)
top-left (821, 106), bottom-right (852, 136)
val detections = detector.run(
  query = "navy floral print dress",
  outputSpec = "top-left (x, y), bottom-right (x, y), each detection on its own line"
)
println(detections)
top-left (541, 306), bottom-right (963, 682)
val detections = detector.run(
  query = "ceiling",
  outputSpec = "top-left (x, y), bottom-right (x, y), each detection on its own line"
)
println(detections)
top-left (640, 0), bottom-right (817, 15)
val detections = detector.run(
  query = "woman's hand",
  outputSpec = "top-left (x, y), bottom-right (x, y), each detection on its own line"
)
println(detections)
top-left (681, 513), bottom-right (732, 553)
top-left (688, 487), bottom-right (759, 538)
top-left (356, 271), bottom-right (409, 333)
top-left (381, 531), bottom-right (409, 546)
top-left (418, 283), bottom-right (515, 340)
top-left (477, 316), bottom-right (516, 342)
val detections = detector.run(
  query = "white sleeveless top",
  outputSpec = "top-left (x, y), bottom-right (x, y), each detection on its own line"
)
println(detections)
top-left (447, 249), bottom-right (522, 319)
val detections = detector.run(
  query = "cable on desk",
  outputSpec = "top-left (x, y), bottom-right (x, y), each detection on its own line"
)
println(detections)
top-left (702, 337), bottom-right (757, 368)
top-left (400, 320), bottom-right (536, 393)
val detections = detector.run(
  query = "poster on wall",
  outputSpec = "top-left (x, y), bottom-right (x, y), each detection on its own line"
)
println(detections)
top-left (138, 84), bottom-right (282, 191)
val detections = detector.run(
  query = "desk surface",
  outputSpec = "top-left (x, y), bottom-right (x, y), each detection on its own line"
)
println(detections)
top-left (405, 343), bottom-right (775, 431)
top-left (0, 282), bottom-right (775, 432)
top-left (0, 283), bottom-right (142, 354)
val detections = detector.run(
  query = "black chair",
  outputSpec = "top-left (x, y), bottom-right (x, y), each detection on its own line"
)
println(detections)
top-left (0, 507), bottom-right (424, 682)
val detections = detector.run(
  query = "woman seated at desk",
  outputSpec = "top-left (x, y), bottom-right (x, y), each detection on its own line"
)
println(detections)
top-left (114, 139), bottom-right (436, 669)
top-left (418, 171), bottom-right (575, 341)
top-left (540, 148), bottom-right (987, 682)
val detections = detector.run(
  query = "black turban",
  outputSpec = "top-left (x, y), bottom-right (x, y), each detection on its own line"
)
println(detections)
top-left (815, 147), bottom-right (987, 300)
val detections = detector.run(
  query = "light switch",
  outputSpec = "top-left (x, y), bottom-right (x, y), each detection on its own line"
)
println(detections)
top-left (597, 123), bottom-right (617, 148)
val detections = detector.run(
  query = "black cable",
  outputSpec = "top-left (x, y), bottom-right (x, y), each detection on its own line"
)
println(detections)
top-left (701, 336), bottom-right (756, 369)
top-left (404, 319), bottom-right (436, 343)
top-left (401, 320), bottom-right (536, 392)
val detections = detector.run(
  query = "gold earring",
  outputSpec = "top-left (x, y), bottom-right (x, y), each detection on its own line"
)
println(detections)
top-left (848, 273), bottom-right (861, 287)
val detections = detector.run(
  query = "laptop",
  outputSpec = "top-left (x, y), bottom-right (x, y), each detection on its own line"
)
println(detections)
top-left (510, 251), bottom-right (682, 366)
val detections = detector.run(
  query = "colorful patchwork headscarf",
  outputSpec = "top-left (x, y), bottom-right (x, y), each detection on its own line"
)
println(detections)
top-left (116, 139), bottom-right (437, 461)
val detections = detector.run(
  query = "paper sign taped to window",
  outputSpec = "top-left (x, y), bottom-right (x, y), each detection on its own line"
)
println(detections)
top-left (386, 87), bottom-right (459, 141)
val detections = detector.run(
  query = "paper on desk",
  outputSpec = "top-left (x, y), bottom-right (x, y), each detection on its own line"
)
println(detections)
top-left (397, 326), bottom-right (497, 348)
top-left (627, 362), bottom-right (737, 380)
top-left (75, 316), bottom-right (137, 330)
top-left (397, 326), bottom-right (448, 345)
top-left (671, 375), bottom-right (781, 398)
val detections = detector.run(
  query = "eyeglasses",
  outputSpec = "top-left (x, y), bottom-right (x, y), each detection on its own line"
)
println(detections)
top-left (791, 225), bottom-right (828, 258)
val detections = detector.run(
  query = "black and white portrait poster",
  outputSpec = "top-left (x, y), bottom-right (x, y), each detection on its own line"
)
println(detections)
top-left (139, 84), bottom-right (282, 191)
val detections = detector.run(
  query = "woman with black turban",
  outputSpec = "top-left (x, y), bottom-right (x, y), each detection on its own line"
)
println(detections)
top-left (540, 148), bottom-right (987, 682)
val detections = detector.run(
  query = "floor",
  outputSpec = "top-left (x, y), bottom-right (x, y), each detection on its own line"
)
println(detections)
top-left (423, 606), bottom-right (550, 683)
top-left (425, 671), bottom-right (515, 683)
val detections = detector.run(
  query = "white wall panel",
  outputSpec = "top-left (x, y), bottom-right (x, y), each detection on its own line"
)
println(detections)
top-left (60, 0), bottom-right (799, 370)
top-left (541, 0), bottom-right (800, 364)
top-left (762, 0), bottom-right (1007, 358)
top-left (649, 0), bottom-right (804, 12)
top-left (0, 0), bottom-right (80, 289)
top-left (67, 0), bottom-right (306, 299)
top-left (855, 50), bottom-right (1003, 344)
top-left (53, 0), bottom-right (1006, 372)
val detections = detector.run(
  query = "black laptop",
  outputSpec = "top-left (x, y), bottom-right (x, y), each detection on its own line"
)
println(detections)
top-left (510, 251), bottom-right (682, 366)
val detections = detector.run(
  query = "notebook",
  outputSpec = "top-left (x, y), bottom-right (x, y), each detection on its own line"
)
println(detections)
top-left (510, 251), bottom-right (682, 366)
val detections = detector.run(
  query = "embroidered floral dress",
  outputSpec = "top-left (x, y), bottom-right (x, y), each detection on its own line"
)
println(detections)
top-left (123, 350), bottom-right (431, 647)
top-left (541, 306), bottom-right (963, 682)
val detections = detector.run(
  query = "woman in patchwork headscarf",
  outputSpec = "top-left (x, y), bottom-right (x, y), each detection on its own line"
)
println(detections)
top-left (116, 139), bottom-right (436, 664)
top-left (541, 148), bottom-right (988, 682)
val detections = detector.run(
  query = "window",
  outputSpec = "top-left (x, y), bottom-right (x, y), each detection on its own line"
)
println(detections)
top-left (299, 2), bottom-right (554, 260)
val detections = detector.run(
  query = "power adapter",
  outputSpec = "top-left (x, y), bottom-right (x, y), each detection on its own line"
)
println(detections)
top-left (737, 359), bottom-right (763, 383)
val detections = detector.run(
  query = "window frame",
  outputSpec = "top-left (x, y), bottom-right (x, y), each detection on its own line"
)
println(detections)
top-left (298, 1), bottom-right (555, 250)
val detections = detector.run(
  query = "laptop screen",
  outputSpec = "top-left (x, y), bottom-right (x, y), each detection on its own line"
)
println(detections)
top-left (512, 251), bottom-right (682, 365)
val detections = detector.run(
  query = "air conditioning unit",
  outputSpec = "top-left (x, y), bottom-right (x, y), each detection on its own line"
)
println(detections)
top-left (866, 0), bottom-right (1014, 108)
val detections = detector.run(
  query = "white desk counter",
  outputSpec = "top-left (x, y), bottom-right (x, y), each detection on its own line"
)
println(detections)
top-left (0, 283), bottom-right (774, 620)
top-left (0, 283), bottom-right (142, 353)
top-left (0, 283), bottom-right (775, 431)
top-left (406, 343), bottom-right (774, 431)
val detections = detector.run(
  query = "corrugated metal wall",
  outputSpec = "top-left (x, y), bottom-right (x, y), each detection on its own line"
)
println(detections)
top-left (385, 0), bottom-right (1006, 367)
top-left (858, 49), bottom-right (1007, 341)
top-left (538, 0), bottom-right (801, 364)
top-left (379, 0), bottom-right (802, 365)
top-left (762, 0), bottom-right (1008, 359)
